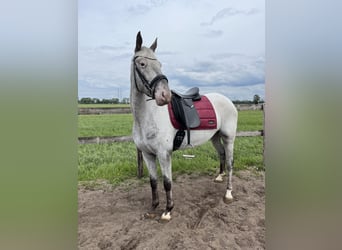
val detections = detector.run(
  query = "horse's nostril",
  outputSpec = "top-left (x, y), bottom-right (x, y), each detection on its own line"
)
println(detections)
top-left (161, 91), bottom-right (172, 103)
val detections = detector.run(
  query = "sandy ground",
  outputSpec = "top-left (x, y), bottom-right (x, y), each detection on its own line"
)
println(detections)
top-left (78, 169), bottom-right (265, 250)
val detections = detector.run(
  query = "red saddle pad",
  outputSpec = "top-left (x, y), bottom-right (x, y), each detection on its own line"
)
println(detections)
top-left (167, 95), bottom-right (217, 130)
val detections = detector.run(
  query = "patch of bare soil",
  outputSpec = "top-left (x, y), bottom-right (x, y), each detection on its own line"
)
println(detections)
top-left (78, 170), bottom-right (265, 249)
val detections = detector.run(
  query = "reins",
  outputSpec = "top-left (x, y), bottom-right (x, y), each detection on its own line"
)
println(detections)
top-left (133, 55), bottom-right (168, 99)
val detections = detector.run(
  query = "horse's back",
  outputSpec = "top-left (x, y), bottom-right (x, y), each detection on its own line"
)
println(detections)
top-left (205, 93), bottom-right (238, 137)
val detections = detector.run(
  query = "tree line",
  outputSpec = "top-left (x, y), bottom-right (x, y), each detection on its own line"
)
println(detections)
top-left (78, 97), bottom-right (129, 104)
top-left (233, 95), bottom-right (264, 105)
top-left (78, 94), bottom-right (263, 105)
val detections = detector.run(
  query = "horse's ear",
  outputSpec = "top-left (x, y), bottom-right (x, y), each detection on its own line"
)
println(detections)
top-left (135, 31), bottom-right (143, 52)
top-left (150, 38), bottom-right (157, 52)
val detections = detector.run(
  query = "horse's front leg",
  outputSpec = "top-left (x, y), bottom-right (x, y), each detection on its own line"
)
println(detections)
top-left (158, 151), bottom-right (174, 221)
top-left (142, 152), bottom-right (159, 214)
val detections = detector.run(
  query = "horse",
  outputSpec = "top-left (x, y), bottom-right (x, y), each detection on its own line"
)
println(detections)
top-left (130, 31), bottom-right (238, 221)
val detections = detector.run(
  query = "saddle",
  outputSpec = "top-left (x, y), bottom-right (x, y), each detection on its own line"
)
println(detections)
top-left (170, 87), bottom-right (201, 150)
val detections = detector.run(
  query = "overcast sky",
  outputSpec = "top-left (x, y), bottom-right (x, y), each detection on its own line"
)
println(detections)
top-left (78, 0), bottom-right (264, 101)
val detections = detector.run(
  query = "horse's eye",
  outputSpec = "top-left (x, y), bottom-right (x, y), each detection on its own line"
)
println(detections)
top-left (140, 62), bottom-right (146, 67)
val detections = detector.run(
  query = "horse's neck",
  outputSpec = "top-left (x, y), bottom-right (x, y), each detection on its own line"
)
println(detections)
top-left (130, 65), bottom-right (167, 129)
top-left (131, 91), bottom-right (146, 119)
top-left (130, 66), bottom-right (145, 123)
top-left (130, 83), bottom-right (157, 125)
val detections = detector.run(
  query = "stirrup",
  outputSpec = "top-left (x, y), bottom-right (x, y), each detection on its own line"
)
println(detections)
top-left (183, 143), bottom-right (195, 158)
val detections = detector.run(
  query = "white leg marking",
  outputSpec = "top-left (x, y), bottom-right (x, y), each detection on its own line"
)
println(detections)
top-left (161, 212), bottom-right (171, 221)
top-left (214, 173), bottom-right (226, 182)
top-left (225, 189), bottom-right (233, 200)
top-left (223, 189), bottom-right (234, 204)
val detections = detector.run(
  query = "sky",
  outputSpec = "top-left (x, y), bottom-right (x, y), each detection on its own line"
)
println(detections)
top-left (78, 0), bottom-right (265, 101)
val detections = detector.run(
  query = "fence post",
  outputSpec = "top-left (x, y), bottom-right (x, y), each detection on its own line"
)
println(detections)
top-left (262, 103), bottom-right (266, 166)
top-left (137, 148), bottom-right (143, 178)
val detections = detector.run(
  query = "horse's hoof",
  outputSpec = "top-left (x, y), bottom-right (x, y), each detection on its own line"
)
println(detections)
top-left (144, 212), bottom-right (159, 219)
top-left (160, 212), bottom-right (171, 222)
top-left (214, 175), bottom-right (223, 183)
top-left (214, 174), bottom-right (224, 183)
top-left (223, 196), bottom-right (234, 204)
top-left (223, 189), bottom-right (233, 204)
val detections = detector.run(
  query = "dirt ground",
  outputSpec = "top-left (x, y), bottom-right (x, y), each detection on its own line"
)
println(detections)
top-left (78, 169), bottom-right (265, 250)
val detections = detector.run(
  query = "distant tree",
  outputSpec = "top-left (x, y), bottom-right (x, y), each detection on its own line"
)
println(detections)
top-left (92, 98), bottom-right (100, 104)
top-left (121, 97), bottom-right (130, 104)
top-left (253, 94), bottom-right (261, 104)
top-left (111, 98), bottom-right (119, 104)
top-left (101, 98), bottom-right (119, 104)
top-left (101, 98), bottom-right (110, 104)
top-left (80, 97), bottom-right (93, 104)
top-left (232, 100), bottom-right (253, 104)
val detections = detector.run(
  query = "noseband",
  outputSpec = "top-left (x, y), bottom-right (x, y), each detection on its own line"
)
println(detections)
top-left (133, 55), bottom-right (168, 99)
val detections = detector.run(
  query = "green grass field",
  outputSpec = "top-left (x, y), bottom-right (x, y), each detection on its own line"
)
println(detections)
top-left (78, 109), bottom-right (264, 185)
top-left (78, 114), bottom-right (133, 137)
top-left (78, 137), bottom-right (263, 185)
top-left (78, 110), bottom-right (263, 137)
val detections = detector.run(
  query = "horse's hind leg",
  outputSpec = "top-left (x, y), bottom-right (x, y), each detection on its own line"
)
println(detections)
top-left (211, 133), bottom-right (226, 182)
top-left (142, 152), bottom-right (159, 213)
top-left (222, 135), bottom-right (235, 204)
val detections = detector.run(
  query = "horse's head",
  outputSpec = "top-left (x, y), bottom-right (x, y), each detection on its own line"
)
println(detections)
top-left (132, 31), bottom-right (172, 106)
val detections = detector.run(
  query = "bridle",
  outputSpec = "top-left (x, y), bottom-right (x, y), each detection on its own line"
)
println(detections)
top-left (133, 55), bottom-right (168, 99)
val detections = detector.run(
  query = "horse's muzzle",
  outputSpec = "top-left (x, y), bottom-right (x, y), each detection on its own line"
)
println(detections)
top-left (154, 82), bottom-right (172, 106)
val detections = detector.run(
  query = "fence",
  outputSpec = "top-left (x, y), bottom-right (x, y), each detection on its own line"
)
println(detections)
top-left (78, 104), bottom-right (266, 177)
top-left (78, 103), bottom-right (264, 115)
top-left (78, 107), bottom-right (131, 115)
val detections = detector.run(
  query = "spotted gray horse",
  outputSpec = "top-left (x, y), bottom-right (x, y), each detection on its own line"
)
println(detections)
top-left (130, 31), bottom-right (238, 221)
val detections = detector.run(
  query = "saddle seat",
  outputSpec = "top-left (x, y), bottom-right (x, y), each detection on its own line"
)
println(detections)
top-left (172, 87), bottom-right (201, 101)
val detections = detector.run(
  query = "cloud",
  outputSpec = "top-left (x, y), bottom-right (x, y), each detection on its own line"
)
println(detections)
top-left (78, 44), bottom-right (132, 98)
top-left (97, 45), bottom-right (126, 51)
top-left (78, 79), bottom-right (130, 99)
top-left (127, 0), bottom-right (169, 15)
top-left (167, 74), bottom-right (265, 101)
top-left (202, 29), bottom-right (223, 38)
top-left (158, 50), bottom-right (179, 56)
top-left (201, 7), bottom-right (260, 26)
top-left (210, 52), bottom-right (244, 60)
top-left (127, 4), bottom-right (151, 15)
top-left (79, 46), bottom-right (130, 58)
top-left (78, 0), bottom-right (265, 100)
top-left (168, 53), bottom-right (264, 88)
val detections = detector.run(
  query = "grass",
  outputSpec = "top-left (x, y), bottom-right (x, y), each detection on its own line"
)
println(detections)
top-left (78, 138), bottom-right (263, 185)
top-left (78, 110), bottom-right (263, 137)
top-left (78, 109), bottom-right (264, 185)
top-left (78, 104), bottom-right (130, 108)
top-left (78, 114), bottom-right (133, 137)
top-left (237, 110), bottom-right (263, 131)
top-left (78, 142), bottom-right (138, 184)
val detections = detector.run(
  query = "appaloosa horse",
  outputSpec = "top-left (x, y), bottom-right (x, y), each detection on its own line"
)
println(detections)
top-left (130, 32), bottom-right (238, 221)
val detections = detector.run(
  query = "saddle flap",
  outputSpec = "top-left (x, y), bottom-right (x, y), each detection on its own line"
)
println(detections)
top-left (171, 95), bottom-right (200, 129)
top-left (182, 99), bottom-right (200, 128)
